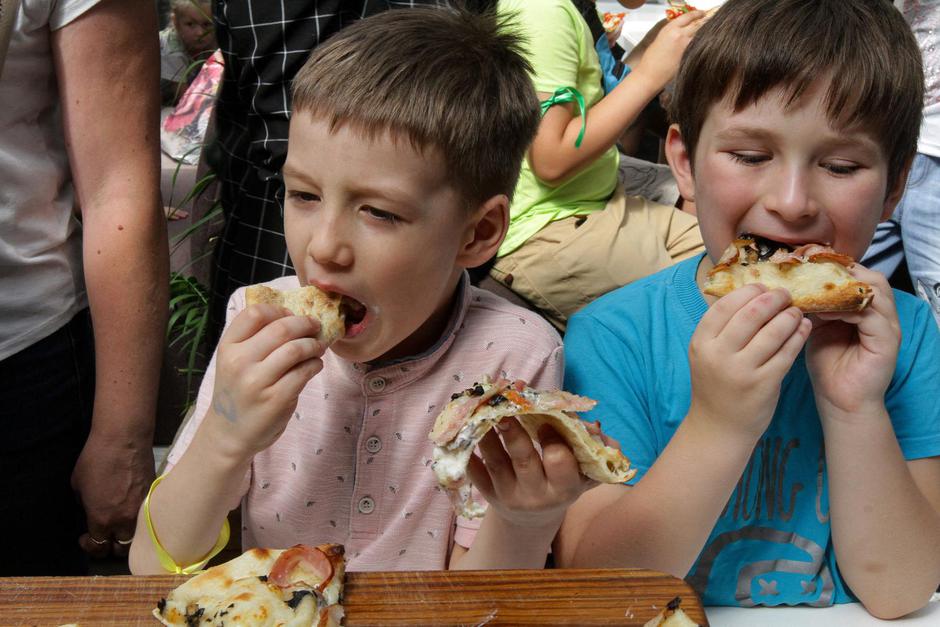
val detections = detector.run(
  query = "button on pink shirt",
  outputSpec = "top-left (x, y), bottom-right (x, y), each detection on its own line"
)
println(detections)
top-left (166, 274), bottom-right (564, 571)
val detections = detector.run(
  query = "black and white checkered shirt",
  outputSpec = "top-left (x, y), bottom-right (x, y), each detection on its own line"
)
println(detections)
top-left (208, 1), bottom-right (494, 340)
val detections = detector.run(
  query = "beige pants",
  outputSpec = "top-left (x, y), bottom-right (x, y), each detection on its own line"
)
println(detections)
top-left (491, 185), bottom-right (704, 331)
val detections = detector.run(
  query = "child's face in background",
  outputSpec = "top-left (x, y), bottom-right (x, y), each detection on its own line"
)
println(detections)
top-left (173, 2), bottom-right (215, 58)
top-left (283, 114), bottom-right (474, 364)
top-left (673, 80), bottom-right (903, 263)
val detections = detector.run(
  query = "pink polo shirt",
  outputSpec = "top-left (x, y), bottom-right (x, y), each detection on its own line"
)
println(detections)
top-left (166, 274), bottom-right (564, 571)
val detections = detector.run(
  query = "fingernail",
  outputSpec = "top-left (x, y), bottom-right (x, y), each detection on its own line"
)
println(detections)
top-left (496, 418), bottom-right (511, 431)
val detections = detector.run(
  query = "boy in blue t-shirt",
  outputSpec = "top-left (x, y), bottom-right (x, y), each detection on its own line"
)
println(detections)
top-left (556, 0), bottom-right (940, 618)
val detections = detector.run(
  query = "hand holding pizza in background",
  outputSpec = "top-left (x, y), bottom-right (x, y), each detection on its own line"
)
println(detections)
top-left (631, 9), bottom-right (707, 93)
top-left (666, 0), bottom-right (727, 20)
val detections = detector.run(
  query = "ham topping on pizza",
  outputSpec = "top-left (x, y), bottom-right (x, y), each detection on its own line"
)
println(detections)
top-left (153, 543), bottom-right (345, 627)
top-left (428, 378), bottom-right (511, 446)
top-left (269, 545), bottom-right (337, 591)
top-left (713, 234), bottom-right (855, 271)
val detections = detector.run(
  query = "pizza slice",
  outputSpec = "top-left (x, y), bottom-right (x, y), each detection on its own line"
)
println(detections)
top-left (703, 234), bottom-right (873, 313)
top-left (428, 377), bottom-right (635, 519)
top-left (666, 1), bottom-right (697, 20)
top-left (666, 0), bottom-right (726, 19)
top-left (603, 12), bottom-right (626, 33)
top-left (154, 543), bottom-right (345, 627)
top-left (245, 284), bottom-right (365, 345)
top-left (644, 597), bottom-right (702, 627)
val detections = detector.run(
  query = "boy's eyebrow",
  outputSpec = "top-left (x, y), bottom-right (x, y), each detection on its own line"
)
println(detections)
top-left (715, 126), bottom-right (881, 154)
top-left (282, 164), bottom-right (421, 208)
top-left (713, 126), bottom-right (777, 141)
top-left (282, 164), bottom-right (313, 184)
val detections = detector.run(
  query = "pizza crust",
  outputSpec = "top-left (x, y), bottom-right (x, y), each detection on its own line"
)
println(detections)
top-left (245, 284), bottom-right (345, 345)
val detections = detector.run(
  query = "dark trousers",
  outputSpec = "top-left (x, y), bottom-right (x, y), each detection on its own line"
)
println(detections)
top-left (0, 309), bottom-right (94, 575)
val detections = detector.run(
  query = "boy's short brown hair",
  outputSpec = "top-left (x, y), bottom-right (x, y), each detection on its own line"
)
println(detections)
top-left (669, 0), bottom-right (923, 191)
top-left (291, 5), bottom-right (540, 208)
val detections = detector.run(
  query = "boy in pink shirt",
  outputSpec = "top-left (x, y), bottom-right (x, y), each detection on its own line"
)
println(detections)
top-left (131, 7), bottom-right (591, 573)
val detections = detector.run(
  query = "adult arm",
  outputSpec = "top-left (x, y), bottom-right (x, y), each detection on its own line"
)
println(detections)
top-left (52, 0), bottom-right (169, 555)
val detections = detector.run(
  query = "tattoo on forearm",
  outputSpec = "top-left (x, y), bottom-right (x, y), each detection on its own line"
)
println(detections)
top-left (213, 390), bottom-right (238, 423)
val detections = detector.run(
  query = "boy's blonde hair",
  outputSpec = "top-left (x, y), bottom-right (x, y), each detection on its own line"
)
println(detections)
top-left (669, 0), bottom-right (923, 192)
top-left (171, 0), bottom-right (210, 11)
top-left (291, 6), bottom-right (540, 208)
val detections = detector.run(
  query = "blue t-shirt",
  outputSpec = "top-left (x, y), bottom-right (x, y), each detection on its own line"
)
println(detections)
top-left (564, 255), bottom-right (940, 607)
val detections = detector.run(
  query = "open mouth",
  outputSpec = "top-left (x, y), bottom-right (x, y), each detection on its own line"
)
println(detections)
top-left (739, 233), bottom-right (790, 261)
top-left (340, 296), bottom-right (368, 337)
top-left (738, 232), bottom-right (834, 264)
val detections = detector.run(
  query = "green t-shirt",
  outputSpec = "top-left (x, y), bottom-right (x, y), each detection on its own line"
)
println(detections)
top-left (498, 0), bottom-right (619, 257)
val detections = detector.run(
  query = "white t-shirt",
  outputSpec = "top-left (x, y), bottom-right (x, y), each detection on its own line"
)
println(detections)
top-left (159, 25), bottom-right (190, 83)
top-left (900, 0), bottom-right (940, 157)
top-left (0, 0), bottom-right (102, 360)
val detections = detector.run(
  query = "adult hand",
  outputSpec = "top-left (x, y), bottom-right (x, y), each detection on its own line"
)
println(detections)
top-left (688, 284), bottom-right (811, 438)
top-left (72, 433), bottom-right (155, 558)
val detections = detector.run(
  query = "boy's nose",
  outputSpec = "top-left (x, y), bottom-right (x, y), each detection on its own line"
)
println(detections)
top-left (308, 218), bottom-right (354, 268)
top-left (764, 168), bottom-right (818, 222)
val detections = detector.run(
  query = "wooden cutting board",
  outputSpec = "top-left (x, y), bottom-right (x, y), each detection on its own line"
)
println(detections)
top-left (0, 568), bottom-right (708, 626)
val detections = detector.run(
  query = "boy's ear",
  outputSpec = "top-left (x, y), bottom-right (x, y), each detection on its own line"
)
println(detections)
top-left (457, 194), bottom-right (509, 268)
top-left (882, 157), bottom-right (913, 221)
top-left (664, 124), bottom-right (696, 203)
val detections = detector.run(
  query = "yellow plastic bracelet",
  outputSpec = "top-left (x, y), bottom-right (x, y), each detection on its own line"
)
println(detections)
top-left (144, 474), bottom-right (231, 574)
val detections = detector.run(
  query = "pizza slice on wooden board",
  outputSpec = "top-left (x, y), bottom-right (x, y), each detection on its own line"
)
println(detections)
top-left (153, 543), bottom-right (345, 627)
top-left (644, 596), bottom-right (703, 627)
top-left (429, 376), bottom-right (635, 519)
top-left (703, 234), bottom-right (873, 313)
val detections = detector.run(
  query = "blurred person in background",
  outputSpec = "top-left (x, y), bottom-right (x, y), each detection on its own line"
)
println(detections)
top-left (862, 0), bottom-right (940, 328)
top-left (160, 0), bottom-right (215, 106)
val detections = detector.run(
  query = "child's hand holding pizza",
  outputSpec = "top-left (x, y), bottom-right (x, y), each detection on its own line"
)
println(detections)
top-left (467, 418), bottom-right (595, 530)
top-left (689, 284), bottom-right (811, 438)
top-left (206, 303), bottom-right (328, 460)
top-left (806, 264), bottom-right (901, 419)
top-left (631, 10), bottom-right (707, 92)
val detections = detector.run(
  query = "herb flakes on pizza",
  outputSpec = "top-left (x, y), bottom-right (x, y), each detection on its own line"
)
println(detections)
top-left (429, 376), bottom-right (635, 519)
top-left (154, 543), bottom-right (345, 627)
